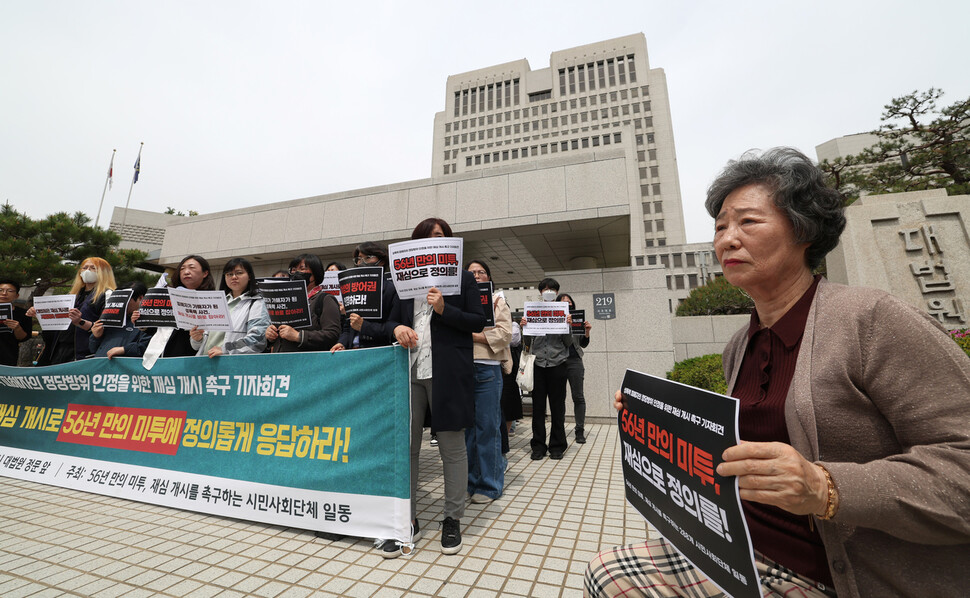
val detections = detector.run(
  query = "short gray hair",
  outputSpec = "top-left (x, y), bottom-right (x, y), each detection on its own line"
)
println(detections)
top-left (705, 147), bottom-right (846, 269)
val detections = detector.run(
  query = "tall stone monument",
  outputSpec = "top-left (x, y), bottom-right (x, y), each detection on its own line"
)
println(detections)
top-left (826, 189), bottom-right (969, 329)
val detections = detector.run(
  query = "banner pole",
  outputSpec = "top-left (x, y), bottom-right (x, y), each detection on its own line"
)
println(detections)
top-left (121, 142), bottom-right (143, 232)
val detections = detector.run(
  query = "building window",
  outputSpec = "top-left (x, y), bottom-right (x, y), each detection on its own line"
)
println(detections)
top-left (658, 238), bottom-right (666, 246)
top-left (654, 201), bottom-right (663, 213)
top-left (645, 239), bottom-right (654, 247)
top-left (673, 254), bottom-right (682, 268)
top-left (513, 78), bottom-right (520, 105)
top-left (614, 132), bottom-right (622, 143)
top-left (511, 149), bottom-right (518, 159)
top-left (666, 276), bottom-right (672, 290)
top-left (688, 274), bottom-right (698, 288)
top-left (647, 133), bottom-right (655, 144)
top-left (639, 167), bottom-right (648, 180)
top-left (466, 157), bottom-right (472, 167)
top-left (603, 134), bottom-right (610, 145)
top-left (617, 56), bottom-right (626, 85)
top-left (660, 255), bottom-right (669, 267)
top-left (644, 221), bottom-right (652, 233)
top-left (647, 255), bottom-right (656, 265)
top-left (628, 54), bottom-right (637, 82)
top-left (686, 253), bottom-right (696, 267)
top-left (578, 64), bottom-right (586, 93)
top-left (592, 135), bottom-right (600, 147)
top-left (598, 61), bottom-right (606, 88)
top-left (640, 185), bottom-right (650, 198)
top-left (652, 183), bottom-right (661, 195)
top-left (470, 88), bottom-right (477, 114)
top-left (650, 166), bottom-right (659, 178)
top-left (502, 150), bottom-right (509, 161)
top-left (607, 58), bottom-right (616, 86)
top-left (641, 85), bottom-right (649, 96)
top-left (561, 141), bottom-right (568, 151)
top-left (571, 139), bottom-right (579, 150)
top-left (656, 219), bottom-right (664, 232)
top-left (675, 276), bottom-right (685, 290)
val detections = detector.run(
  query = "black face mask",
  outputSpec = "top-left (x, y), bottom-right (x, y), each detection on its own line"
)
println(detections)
top-left (290, 271), bottom-right (311, 283)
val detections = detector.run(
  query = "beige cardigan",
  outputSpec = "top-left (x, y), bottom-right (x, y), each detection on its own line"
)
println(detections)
top-left (723, 279), bottom-right (970, 598)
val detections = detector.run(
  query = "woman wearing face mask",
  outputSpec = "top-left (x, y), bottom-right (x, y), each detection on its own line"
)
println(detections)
top-left (190, 258), bottom-right (269, 358)
top-left (31, 257), bottom-right (117, 365)
top-left (265, 253), bottom-right (340, 352)
top-left (520, 278), bottom-right (574, 461)
top-left (332, 242), bottom-right (393, 352)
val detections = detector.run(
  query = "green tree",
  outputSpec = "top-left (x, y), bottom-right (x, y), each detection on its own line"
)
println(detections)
top-left (821, 89), bottom-right (970, 202)
top-left (675, 276), bottom-right (753, 316)
top-left (667, 354), bottom-right (726, 394)
top-left (0, 203), bottom-right (152, 299)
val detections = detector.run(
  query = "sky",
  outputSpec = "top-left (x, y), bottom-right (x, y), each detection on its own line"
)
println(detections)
top-left (2, 1), bottom-right (968, 244)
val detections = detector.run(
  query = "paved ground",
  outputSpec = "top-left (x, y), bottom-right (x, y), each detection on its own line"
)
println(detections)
top-left (0, 422), bottom-right (653, 597)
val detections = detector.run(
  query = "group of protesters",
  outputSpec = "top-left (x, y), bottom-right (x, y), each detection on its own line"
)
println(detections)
top-left (0, 216), bottom-right (595, 560)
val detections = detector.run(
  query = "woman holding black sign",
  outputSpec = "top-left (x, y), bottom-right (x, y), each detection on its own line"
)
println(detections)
top-left (265, 253), bottom-right (340, 352)
top-left (586, 148), bottom-right (970, 598)
top-left (380, 218), bottom-right (485, 559)
top-left (190, 258), bottom-right (269, 357)
top-left (557, 292), bottom-right (592, 444)
top-left (331, 242), bottom-right (393, 351)
top-left (30, 257), bottom-right (117, 365)
top-left (464, 259), bottom-right (512, 504)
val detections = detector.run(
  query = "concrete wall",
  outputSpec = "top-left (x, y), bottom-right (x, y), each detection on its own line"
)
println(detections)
top-left (670, 315), bottom-right (748, 362)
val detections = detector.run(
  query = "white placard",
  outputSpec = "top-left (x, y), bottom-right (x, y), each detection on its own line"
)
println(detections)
top-left (321, 270), bottom-right (343, 303)
top-left (167, 288), bottom-right (232, 331)
top-left (523, 301), bottom-right (570, 335)
top-left (388, 237), bottom-right (464, 300)
top-left (33, 295), bottom-right (76, 331)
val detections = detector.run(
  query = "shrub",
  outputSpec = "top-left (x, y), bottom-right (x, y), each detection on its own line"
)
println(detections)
top-left (676, 276), bottom-right (754, 316)
top-left (949, 328), bottom-right (970, 358)
top-left (667, 354), bottom-right (727, 395)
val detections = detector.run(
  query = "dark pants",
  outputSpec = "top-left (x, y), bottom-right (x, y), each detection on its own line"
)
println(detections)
top-left (530, 362), bottom-right (568, 456)
top-left (565, 355), bottom-right (585, 434)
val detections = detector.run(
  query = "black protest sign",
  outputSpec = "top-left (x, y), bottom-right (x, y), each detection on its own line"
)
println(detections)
top-left (618, 370), bottom-right (758, 598)
top-left (478, 282), bottom-right (494, 327)
top-left (593, 292), bottom-right (616, 320)
top-left (136, 287), bottom-right (176, 328)
top-left (100, 289), bottom-right (133, 328)
top-left (257, 279), bottom-right (311, 329)
top-left (338, 267), bottom-right (384, 319)
top-left (0, 304), bottom-right (11, 333)
top-left (570, 309), bottom-right (586, 334)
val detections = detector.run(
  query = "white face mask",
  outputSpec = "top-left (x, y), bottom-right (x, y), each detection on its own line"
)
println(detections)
top-left (541, 290), bottom-right (557, 301)
top-left (80, 270), bottom-right (98, 284)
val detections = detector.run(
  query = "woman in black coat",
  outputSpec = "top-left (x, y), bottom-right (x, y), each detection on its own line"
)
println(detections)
top-left (379, 218), bottom-right (485, 560)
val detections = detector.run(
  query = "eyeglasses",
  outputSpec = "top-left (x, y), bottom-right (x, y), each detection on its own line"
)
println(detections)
top-left (0, 287), bottom-right (17, 295)
top-left (354, 255), bottom-right (373, 265)
top-left (226, 271), bottom-right (247, 279)
top-left (469, 270), bottom-right (487, 277)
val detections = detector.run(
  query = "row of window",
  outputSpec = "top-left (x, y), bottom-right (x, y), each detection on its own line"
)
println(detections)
top-left (454, 79), bottom-right (521, 117)
top-left (457, 132), bottom-right (625, 168)
top-left (648, 251), bottom-right (718, 269)
top-left (558, 54), bottom-right (637, 96)
top-left (445, 114), bottom-right (654, 148)
top-left (445, 86), bottom-right (650, 133)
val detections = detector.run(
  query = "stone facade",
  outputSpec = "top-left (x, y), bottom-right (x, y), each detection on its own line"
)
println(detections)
top-left (826, 189), bottom-right (969, 329)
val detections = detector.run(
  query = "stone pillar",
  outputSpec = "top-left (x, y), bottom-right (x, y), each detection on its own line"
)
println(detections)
top-left (826, 189), bottom-right (969, 329)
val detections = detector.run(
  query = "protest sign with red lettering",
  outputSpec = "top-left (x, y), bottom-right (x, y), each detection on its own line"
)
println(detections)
top-left (136, 287), bottom-right (176, 328)
top-left (321, 271), bottom-right (342, 302)
top-left (100, 289), bottom-right (133, 328)
top-left (337, 267), bottom-right (384, 320)
top-left (618, 369), bottom-right (758, 598)
top-left (257, 279), bottom-right (312, 329)
top-left (522, 301), bottom-right (570, 336)
top-left (388, 237), bottom-right (463, 300)
top-left (478, 282), bottom-right (494, 327)
top-left (168, 288), bottom-right (232, 332)
top-left (33, 295), bottom-right (76, 331)
top-left (569, 309), bottom-right (586, 334)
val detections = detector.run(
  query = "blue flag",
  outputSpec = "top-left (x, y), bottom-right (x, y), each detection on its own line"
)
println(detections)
top-left (133, 154), bottom-right (141, 184)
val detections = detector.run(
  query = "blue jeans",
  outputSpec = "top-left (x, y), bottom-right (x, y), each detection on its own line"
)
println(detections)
top-left (465, 363), bottom-right (505, 499)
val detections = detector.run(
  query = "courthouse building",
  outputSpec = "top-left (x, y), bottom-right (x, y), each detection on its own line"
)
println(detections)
top-left (114, 34), bottom-right (725, 420)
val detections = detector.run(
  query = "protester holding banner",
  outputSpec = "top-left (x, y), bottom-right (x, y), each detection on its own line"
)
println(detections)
top-left (89, 282), bottom-right (152, 358)
top-left (557, 293), bottom-right (592, 444)
top-left (0, 279), bottom-right (31, 366)
top-left (520, 278), bottom-right (573, 461)
top-left (464, 260), bottom-right (512, 504)
top-left (382, 217), bottom-right (486, 558)
top-left (141, 254), bottom-right (217, 360)
top-left (190, 258), bottom-right (270, 358)
top-left (29, 257), bottom-right (117, 365)
top-left (266, 254), bottom-right (340, 352)
top-left (333, 242), bottom-right (393, 352)
top-left (586, 148), bottom-right (970, 598)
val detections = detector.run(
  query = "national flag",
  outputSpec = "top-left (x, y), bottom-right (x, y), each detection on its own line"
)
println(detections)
top-left (107, 153), bottom-right (115, 190)
top-left (133, 153), bottom-right (141, 184)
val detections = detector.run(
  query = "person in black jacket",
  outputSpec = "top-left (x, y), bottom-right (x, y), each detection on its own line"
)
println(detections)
top-left (0, 279), bottom-right (32, 366)
top-left (31, 257), bottom-right (117, 365)
top-left (265, 254), bottom-right (340, 352)
top-left (89, 282), bottom-right (152, 358)
top-left (379, 218), bottom-right (485, 559)
top-left (331, 241), bottom-right (394, 351)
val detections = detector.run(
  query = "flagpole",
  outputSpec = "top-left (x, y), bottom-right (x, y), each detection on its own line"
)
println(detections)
top-left (121, 142), bottom-right (143, 232)
top-left (94, 149), bottom-right (116, 229)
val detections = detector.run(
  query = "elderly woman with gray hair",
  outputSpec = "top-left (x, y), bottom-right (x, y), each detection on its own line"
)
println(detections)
top-left (585, 148), bottom-right (970, 598)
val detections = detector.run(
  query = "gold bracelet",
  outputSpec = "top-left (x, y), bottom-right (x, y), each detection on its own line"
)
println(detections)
top-left (817, 464), bottom-right (839, 520)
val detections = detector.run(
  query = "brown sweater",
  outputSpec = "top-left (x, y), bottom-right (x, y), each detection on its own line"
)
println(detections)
top-left (724, 279), bottom-right (970, 598)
